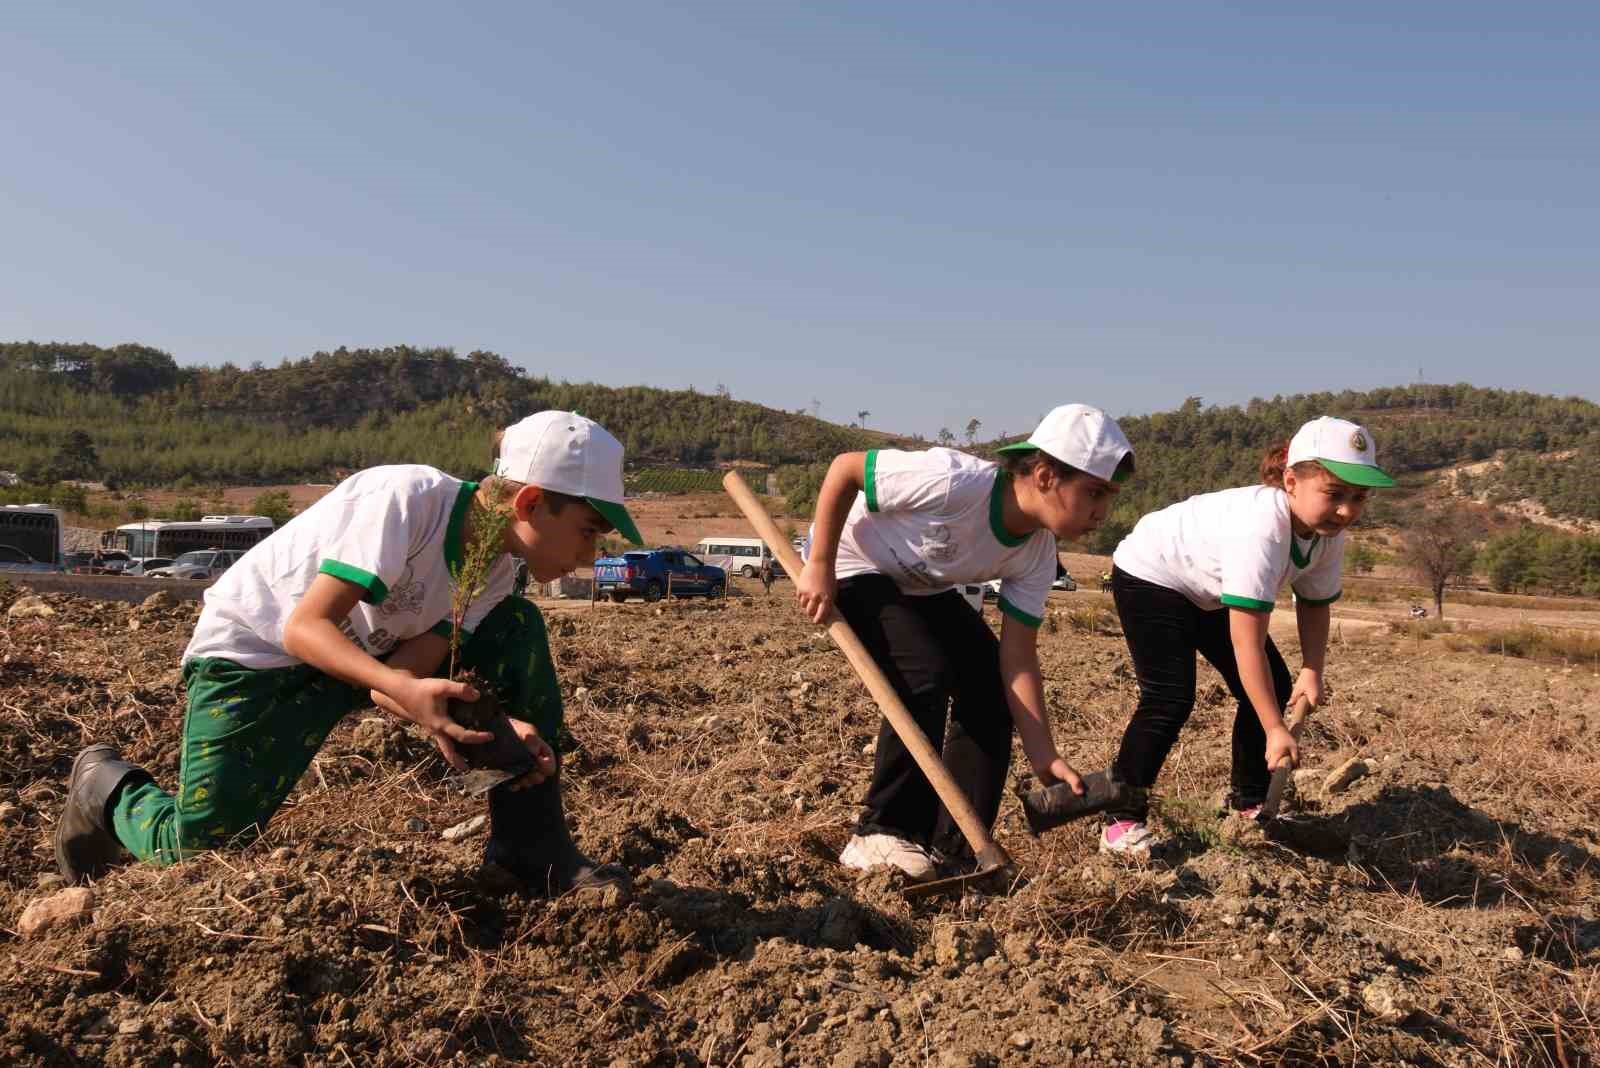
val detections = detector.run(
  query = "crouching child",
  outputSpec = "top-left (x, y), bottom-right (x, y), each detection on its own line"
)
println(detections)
top-left (55, 410), bottom-right (643, 896)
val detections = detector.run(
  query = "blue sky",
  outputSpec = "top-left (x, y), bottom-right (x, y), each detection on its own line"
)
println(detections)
top-left (5, 2), bottom-right (1597, 440)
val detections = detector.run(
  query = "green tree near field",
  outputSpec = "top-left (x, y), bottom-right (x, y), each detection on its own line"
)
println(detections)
top-left (127, 500), bottom-right (150, 521)
top-left (248, 490), bottom-right (297, 525)
top-left (965, 418), bottom-right (982, 446)
top-left (937, 428), bottom-right (955, 447)
top-left (52, 430), bottom-right (99, 481)
top-left (1398, 503), bottom-right (1482, 619)
top-left (51, 482), bottom-right (88, 515)
top-left (1345, 541), bottom-right (1379, 575)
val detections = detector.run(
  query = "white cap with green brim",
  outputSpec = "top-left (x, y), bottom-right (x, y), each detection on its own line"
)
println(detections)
top-left (995, 403), bottom-right (1134, 483)
top-left (1287, 416), bottom-right (1396, 488)
top-left (495, 410), bottom-right (644, 545)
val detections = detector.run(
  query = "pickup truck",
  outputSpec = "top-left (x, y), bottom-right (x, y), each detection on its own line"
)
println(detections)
top-left (594, 548), bottom-right (726, 603)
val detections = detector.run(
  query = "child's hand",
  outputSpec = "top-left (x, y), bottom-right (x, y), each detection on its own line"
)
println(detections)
top-left (1265, 724), bottom-right (1300, 772)
top-left (505, 718), bottom-right (559, 789)
top-left (380, 676), bottom-right (494, 771)
top-left (1037, 755), bottom-right (1085, 795)
top-left (796, 559), bottom-right (837, 624)
top-left (1289, 668), bottom-right (1323, 710)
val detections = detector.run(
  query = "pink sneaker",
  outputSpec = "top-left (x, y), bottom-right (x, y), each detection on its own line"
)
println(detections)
top-left (1098, 819), bottom-right (1155, 856)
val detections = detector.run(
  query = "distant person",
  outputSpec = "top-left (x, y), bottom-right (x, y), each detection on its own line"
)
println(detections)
top-left (1100, 417), bottom-right (1393, 856)
top-left (55, 412), bottom-right (643, 897)
top-left (798, 404), bottom-right (1134, 880)
top-left (759, 556), bottom-right (775, 595)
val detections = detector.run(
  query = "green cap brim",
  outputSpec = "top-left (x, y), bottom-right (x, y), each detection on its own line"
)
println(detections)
top-left (587, 496), bottom-right (644, 545)
top-left (995, 440), bottom-right (1036, 454)
top-left (1315, 458), bottom-right (1396, 488)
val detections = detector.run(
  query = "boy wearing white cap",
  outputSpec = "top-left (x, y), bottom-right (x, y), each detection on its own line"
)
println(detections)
top-left (1101, 417), bottom-right (1393, 855)
top-left (57, 411), bottom-right (643, 896)
top-left (799, 404), bottom-right (1135, 880)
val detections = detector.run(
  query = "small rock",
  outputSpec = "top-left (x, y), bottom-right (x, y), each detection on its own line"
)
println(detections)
top-left (127, 616), bottom-right (142, 632)
top-left (574, 687), bottom-right (589, 701)
top-left (1324, 757), bottom-right (1370, 795)
top-left (35, 873), bottom-right (66, 890)
top-left (405, 817), bottom-right (429, 833)
top-left (1502, 945), bottom-right (1525, 961)
top-left (140, 591), bottom-right (175, 611)
top-left (117, 1016), bottom-right (146, 1036)
top-left (7, 596), bottom-right (55, 620)
top-left (932, 921), bottom-right (995, 967)
top-left (1291, 768), bottom-right (1322, 796)
top-left (441, 814), bottom-right (487, 841)
top-left (1008, 1030), bottom-right (1033, 1050)
top-left (19, 887), bottom-right (95, 937)
top-left (0, 802), bottom-right (20, 824)
top-left (1361, 976), bottom-right (1415, 1022)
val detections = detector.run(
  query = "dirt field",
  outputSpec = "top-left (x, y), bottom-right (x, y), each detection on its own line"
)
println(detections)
top-left (2, 578), bottom-right (1597, 1067)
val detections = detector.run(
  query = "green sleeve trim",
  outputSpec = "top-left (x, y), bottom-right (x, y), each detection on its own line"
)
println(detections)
top-left (445, 480), bottom-right (479, 576)
top-left (319, 560), bottom-right (389, 605)
top-left (988, 472), bottom-right (1027, 547)
top-left (1294, 590), bottom-right (1342, 606)
top-left (863, 450), bottom-right (880, 513)
top-left (1220, 593), bottom-right (1275, 612)
top-left (997, 595), bottom-right (1043, 628)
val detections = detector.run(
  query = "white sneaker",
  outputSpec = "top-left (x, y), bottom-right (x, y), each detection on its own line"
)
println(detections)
top-left (839, 834), bottom-right (936, 881)
top-left (1098, 819), bottom-right (1156, 856)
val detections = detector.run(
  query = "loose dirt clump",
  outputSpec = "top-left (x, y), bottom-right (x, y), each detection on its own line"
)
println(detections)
top-left (1, 586), bottom-right (1597, 1065)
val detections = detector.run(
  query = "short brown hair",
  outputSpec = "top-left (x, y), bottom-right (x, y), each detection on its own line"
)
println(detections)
top-left (1259, 441), bottom-right (1324, 489)
top-left (1000, 448), bottom-right (1134, 484)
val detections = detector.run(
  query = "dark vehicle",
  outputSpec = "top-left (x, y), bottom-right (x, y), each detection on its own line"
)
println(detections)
top-left (65, 550), bottom-right (132, 574)
top-left (147, 549), bottom-right (245, 580)
top-left (593, 548), bottom-right (726, 603)
top-left (123, 557), bottom-right (174, 577)
top-left (0, 544), bottom-right (60, 574)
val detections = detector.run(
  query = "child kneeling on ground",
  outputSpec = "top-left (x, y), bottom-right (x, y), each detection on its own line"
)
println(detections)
top-left (1101, 417), bottom-right (1393, 856)
top-left (55, 411), bottom-right (643, 896)
top-left (800, 405), bottom-right (1134, 881)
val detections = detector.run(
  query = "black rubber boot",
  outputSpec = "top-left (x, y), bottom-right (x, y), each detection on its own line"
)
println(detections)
top-left (482, 762), bottom-right (630, 899)
top-left (55, 745), bottom-right (153, 885)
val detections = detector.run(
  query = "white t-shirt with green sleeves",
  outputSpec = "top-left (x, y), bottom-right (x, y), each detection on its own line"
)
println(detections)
top-left (184, 465), bottom-right (517, 668)
top-left (1112, 485), bottom-right (1344, 613)
top-left (826, 448), bottom-right (1059, 627)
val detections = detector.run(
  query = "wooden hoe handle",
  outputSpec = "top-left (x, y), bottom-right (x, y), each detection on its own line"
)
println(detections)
top-left (1259, 694), bottom-right (1315, 820)
top-left (721, 472), bottom-right (1010, 872)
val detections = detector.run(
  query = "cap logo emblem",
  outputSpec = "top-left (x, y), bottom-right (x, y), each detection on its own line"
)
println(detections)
top-left (1350, 431), bottom-right (1368, 453)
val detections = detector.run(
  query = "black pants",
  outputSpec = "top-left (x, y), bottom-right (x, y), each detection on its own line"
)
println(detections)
top-left (838, 574), bottom-right (1013, 859)
top-left (1109, 566), bottom-right (1292, 821)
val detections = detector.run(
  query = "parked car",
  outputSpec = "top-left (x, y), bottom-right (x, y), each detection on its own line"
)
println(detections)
top-left (1052, 568), bottom-right (1077, 592)
top-left (123, 557), bottom-right (174, 577)
top-left (147, 549), bottom-right (244, 580)
top-left (593, 548), bottom-right (726, 602)
top-left (0, 544), bottom-right (62, 574)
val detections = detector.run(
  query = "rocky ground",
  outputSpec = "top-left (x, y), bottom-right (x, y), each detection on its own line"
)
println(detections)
top-left (1, 580), bottom-right (1596, 1066)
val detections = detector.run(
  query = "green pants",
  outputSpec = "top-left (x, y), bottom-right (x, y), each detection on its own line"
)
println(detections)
top-left (112, 596), bottom-right (563, 866)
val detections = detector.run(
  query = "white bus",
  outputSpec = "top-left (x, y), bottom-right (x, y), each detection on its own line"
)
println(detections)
top-left (0, 504), bottom-right (65, 571)
top-left (104, 515), bottom-right (276, 562)
top-left (699, 535), bottom-right (815, 578)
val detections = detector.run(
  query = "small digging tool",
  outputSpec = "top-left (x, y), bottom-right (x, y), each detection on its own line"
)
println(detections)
top-left (722, 471), bottom-right (1013, 899)
top-left (1018, 769), bottom-right (1146, 836)
top-left (1259, 694), bottom-right (1314, 820)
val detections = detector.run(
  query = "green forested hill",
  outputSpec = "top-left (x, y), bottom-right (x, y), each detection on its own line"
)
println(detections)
top-left (3, 343), bottom-right (1599, 535)
top-left (0, 342), bottom-right (898, 484)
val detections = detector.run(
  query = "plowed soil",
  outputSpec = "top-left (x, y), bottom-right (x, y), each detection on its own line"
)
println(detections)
top-left (1, 580), bottom-right (1596, 1066)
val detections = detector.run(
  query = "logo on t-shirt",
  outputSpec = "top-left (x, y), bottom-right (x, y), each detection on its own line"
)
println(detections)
top-left (920, 524), bottom-right (957, 563)
top-left (379, 564), bottom-right (427, 618)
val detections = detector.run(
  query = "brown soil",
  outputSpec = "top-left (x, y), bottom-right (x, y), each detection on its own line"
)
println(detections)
top-left (1, 580), bottom-right (1597, 1066)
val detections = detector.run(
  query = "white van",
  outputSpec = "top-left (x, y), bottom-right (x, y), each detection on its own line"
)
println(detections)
top-left (695, 536), bottom-right (774, 577)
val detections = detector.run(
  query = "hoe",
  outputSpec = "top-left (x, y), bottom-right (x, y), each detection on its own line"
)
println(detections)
top-left (723, 472), bottom-right (1012, 899)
